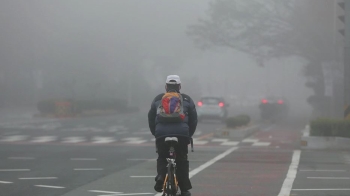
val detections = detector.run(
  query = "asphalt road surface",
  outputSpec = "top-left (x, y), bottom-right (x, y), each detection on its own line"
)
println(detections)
top-left (0, 110), bottom-right (349, 196)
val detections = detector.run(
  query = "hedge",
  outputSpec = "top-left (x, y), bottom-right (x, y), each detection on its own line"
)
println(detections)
top-left (226, 115), bottom-right (251, 128)
top-left (310, 118), bottom-right (350, 138)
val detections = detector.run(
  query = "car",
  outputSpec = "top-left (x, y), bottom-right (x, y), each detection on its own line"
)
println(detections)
top-left (196, 96), bottom-right (229, 122)
top-left (259, 96), bottom-right (289, 120)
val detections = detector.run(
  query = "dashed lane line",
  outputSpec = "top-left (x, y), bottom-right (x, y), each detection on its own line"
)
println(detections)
top-left (307, 177), bottom-right (350, 179)
top-left (70, 158), bottom-right (97, 161)
top-left (130, 176), bottom-right (154, 178)
top-left (19, 177), bottom-right (57, 180)
top-left (35, 185), bottom-right (65, 189)
top-left (74, 168), bottom-right (104, 171)
top-left (8, 157), bottom-right (35, 160)
top-left (89, 190), bottom-right (122, 194)
top-left (0, 169), bottom-right (30, 172)
top-left (0, 181), bottom-right (13, 184)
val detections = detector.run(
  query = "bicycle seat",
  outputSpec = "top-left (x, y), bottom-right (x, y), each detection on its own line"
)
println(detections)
top-left (165, 137), bottom-right (178, 145)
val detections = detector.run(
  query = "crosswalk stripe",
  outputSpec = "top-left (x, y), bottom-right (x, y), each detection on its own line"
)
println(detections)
top-left (30, 136), bottom-right (57, 143)
top-left (0, 135), bottom-right (28, 142)
top-left (220, 141), bottom-right (239, 146)
top-left (62, 137), bottom-right (85, 143)
top-left (91, 136), bottom-right (116, 144)
top-left (252, 142), bottom-right (271, 146)
top-left (125, 140), bottom-right (147, 144)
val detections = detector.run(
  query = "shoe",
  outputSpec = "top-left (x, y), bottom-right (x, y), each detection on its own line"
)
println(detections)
top-left (154, 179), bottom-right (163, 192)
top-left (181, 190), bottom-right (191, 196)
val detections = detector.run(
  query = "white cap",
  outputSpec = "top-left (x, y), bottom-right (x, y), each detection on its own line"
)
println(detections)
top-left (166, 75), bottom-right (181, 84)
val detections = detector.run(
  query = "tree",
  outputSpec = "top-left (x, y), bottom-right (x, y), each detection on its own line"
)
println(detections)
top-left (188, 0), bottom-right (337, 116)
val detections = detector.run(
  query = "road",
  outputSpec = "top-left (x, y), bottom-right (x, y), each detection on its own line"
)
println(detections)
top-left (0, 109), bottom-right (349, 196)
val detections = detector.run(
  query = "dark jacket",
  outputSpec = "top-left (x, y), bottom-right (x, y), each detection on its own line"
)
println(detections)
top-left (148, 93), bottom-right (198, 139)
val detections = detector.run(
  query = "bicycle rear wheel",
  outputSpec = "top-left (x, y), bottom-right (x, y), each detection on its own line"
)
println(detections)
top-left (165, 164), bottom-right (177, 196)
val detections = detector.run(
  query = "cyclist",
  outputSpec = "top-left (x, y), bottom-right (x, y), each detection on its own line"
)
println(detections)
top-left (148, 75), bottom-right (198, 196)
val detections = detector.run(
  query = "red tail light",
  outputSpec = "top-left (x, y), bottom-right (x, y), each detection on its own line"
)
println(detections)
top-left (261, 99), bottom-right (268, 104)
top-left (219, 102), bottom-right (224, 107)
top-left (197, 101), bottom-right (203, 107)
top-left (278, 100), bottom-right (284, 104)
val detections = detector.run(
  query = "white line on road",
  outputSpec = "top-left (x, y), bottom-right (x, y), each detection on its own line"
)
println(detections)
top-left (8, 157), bottom-right (35, 160)
top-left (70, 158), bottom-right (97, 161)
top-left (89, 190), bottom-right (122, 194)
top-left (252, 142), bottom-right (271, 146)
top-left (30, 136), bottom-right (57, 143)
top-left (155, 146), bottom-right (239, 196)
top-left (241, 138), bottom-right (259, 143)
top-left (211, 138), bottom-right (228, 142)
top-left (19, 177), bottom-right (57, 180)
top-left (0, 181), bottom-right (13, 184)
top-left (300, 169), bottom-right (347, 172)
top-left (307, 177), bottom-right (350, 179)
top-left (277, 150), bottom-right (301, 196)
top-left (74, 168), bottom-right (104, 171)
top-left (62, 137), bottom-right (85, 143)
top-left (91, 136), bottom-right (116, 144)
top-left (127, 159), bottom-right (156, 161)
top-left (130, 176), bottom-right (154, 178)
top-left (220, 141), bottom-right (239, 146)
top-left (0, 135), bottom-right (28, 142)
top-left (0, 169), bottom-right (30, 172)
top-left (35, 185), bottom-right (65, 189)
top-left (101, 193), bottom-right (153, 196)
top-left (292, 188), bottom-right (350, 191)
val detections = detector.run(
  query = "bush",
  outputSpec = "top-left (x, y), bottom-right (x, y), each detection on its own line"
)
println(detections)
top-left (310, 118), bottom-right (350, 138)
top-left (225, 114), bottom-right (251, 128)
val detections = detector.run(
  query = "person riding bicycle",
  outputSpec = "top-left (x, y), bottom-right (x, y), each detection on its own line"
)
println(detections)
top-left (148, 75), bottom-right (198, 196)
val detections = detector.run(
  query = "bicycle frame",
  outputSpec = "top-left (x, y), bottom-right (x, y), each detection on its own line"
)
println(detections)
top-left (162, 145), bottom-right (179, 196)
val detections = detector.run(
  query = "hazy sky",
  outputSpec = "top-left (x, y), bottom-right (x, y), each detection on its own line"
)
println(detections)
top-left (0, 0), bottom-right (312, 111)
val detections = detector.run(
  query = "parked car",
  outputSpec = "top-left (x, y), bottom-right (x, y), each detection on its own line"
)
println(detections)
top-left (197, 96), bottom-right (229, 122)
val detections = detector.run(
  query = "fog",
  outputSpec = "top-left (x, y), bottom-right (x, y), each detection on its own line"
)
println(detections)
top-left (0, 0), bottom-right (314, 118)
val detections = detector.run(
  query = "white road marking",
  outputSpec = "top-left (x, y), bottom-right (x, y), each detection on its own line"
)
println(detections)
top-left (62, 137), bottom-right (85, 143)
top-left (130, 176), bottom-right (154, 178)
top-left (102, 193), bottom-right (153, 196)
top-left (211, 138), bottom-right (228, 142)
top-left (127, 159), bottom-right (156, 161)
top-left (89, 190), bottom-right (122, 194)
top-left (300, 170), bottom-right (347, 172)
top-left (292, 189), bottom-right (350, 191)
top-left (151, 138), bottom-right (156, 142)
top-left (8, 157), bottom-right (35, 160)
top-left (220, 141), bottom-right (239, 146)
top-left (74, 168), bottom-right (103, 171)
top-left (30, 136), bottom-right (57, 143)
top-left (0, 181), bottom-right (13, 184)
top-left (252, 142), bottom-right (271, 146)
top-left (0, 169), bottom-right (30, 172)
top-left (0, 135), bottom-right (28, 142)
top-left (122, 137), bottom-right (142, 141)
top-left (70, 158), bottom-right (97, 161)
top-left (35, 185), bottom-right (65, 189)
top-left (307, 177), bottom-right (350, 179)
top-left (193, 140), bottom-right (209, 145)
top-left (91, 136), bottom-right (115, 144)
top-left (189, 146), bottom-right (238, 178)
top-left (242, 138), bottom-right (259, 143)
top-left (19, 177), bottom-right (57, 180)
top-left (277, 150), bottom-right (301, 196)
top-left (155, 146), bottom-right (239, 196)
top-left (125, 140), bottom-right (147, 144)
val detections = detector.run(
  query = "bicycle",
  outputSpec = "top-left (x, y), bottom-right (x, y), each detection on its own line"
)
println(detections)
top-left (161, 137), bottom-right (193, 196)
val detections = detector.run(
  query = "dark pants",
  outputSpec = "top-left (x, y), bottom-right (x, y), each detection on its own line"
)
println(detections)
top-left (156, 137), bottom-right (192, 191)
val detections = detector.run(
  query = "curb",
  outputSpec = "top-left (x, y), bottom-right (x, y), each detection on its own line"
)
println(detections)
top-left (301, 125), bottom-right (350, 150)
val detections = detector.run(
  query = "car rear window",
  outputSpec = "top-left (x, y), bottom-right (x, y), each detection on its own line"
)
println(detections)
top-left (201, 98), bottom-right (221, 105)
